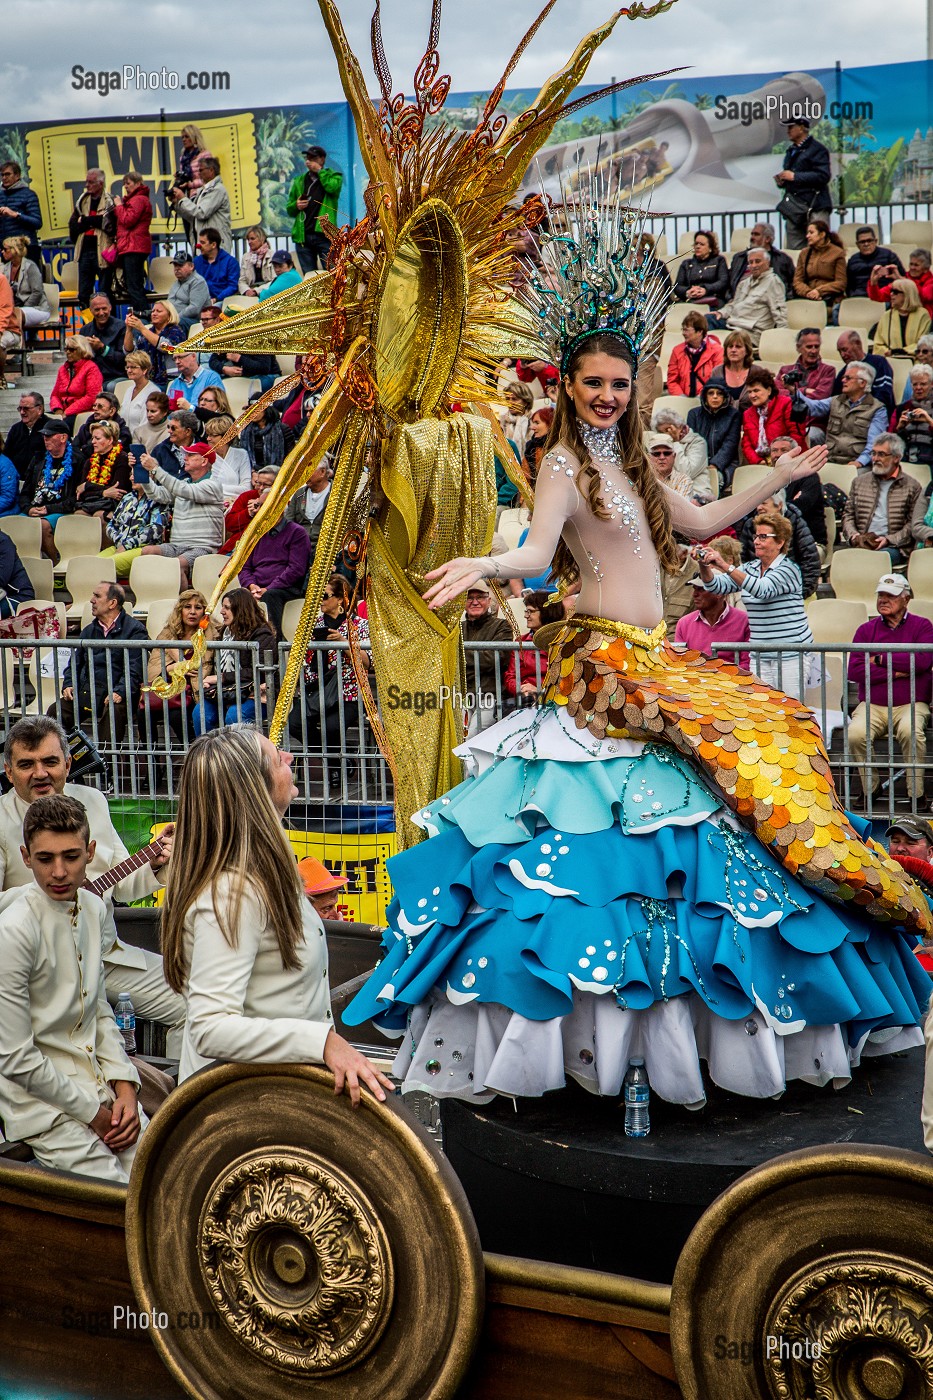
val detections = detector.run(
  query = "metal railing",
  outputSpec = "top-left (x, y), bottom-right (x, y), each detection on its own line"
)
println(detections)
top-left (1, 635), bottom-right (929, 826)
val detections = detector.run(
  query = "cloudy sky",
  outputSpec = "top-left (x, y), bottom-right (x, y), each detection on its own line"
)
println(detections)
top-left (1, 0), bottom-right (927, 123)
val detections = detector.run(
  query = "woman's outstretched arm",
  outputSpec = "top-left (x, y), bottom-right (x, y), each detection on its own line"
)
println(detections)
top-left (423, 447), bottom-right (579, 609)
top-left (663, 444), bottom-right (828, 540)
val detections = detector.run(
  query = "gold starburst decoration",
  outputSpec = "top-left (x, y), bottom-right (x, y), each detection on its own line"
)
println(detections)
top-left (155, 0), bottom-right (678, 841)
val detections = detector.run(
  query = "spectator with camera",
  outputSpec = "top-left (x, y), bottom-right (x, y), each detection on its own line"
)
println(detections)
top-left (123, 300), bottom-right (185, 388)
top-left (801, 361), bottom-right (887, 468)
top-left (892, 365), bottom-right (933, 468)
top-left (868, 249), bottom-right (933, 319)
top-left (740, 367), bottom-right (806, 464)
top-left (842, 433), bottom-right (923, 564)
top-left (738, 486), bottom-right (821, 597)
top-left (777, 328), bottom-right (836, 436)
top-left (728, 223), bottom-right (795, 297)
top-left (846, 227), bottom-right (904, 299)
top-left (169, 157), bottom-right (232, 251)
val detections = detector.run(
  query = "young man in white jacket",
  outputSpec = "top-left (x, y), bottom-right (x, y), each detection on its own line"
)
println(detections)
top-left (0, 793), bottom-right (144, 1180)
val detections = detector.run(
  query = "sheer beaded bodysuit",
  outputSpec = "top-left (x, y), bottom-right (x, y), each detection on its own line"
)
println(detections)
top-left (484, 427), bottom-right (930, 935)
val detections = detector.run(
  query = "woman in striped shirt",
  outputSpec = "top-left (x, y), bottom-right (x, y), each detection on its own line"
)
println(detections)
top-left (696, 509), bottom-right (813, 699)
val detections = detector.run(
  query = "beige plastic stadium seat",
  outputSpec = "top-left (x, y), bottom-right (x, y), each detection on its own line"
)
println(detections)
top-left (907, 549), bottom-right (933, 601)
top-left (1, 516), bottom-right (42, 558)
top-left (836, 225), bottom-right (863, 249)
top-left (837, 297), bottom-right (879, 332)
top-left (785, 301), bottom-right (826, 330)
top-left (145, 598), bottom-right (177, 640)
top-left (888, 244), bottom-right (916, 270)
top-left (730, 227), bottom-right (752, 252)
top-left (147, 257), bottom-right (175, 296)
top-left (54, 516), bottom-right (104, 569)
top-left (757, 328), bottom-right (801, 365)
top-left (731, 464), bottom-right (773, 496)
top-left (664, 304), bottom-right (689, 329)
top-left (652, 395), bottom-right (699, 419)
top-left (222, 378), bottom-right (261, 415)
top-left (908, 599), bottom-right (933, 624)
top-left (805, 597), bottom-right (868, 644)
top-left (830, 549), bottom-right (893, 606)
top-left (892, 360), bottom-right (913, 402)
top-left (890, 220), bottom-right (933, 250)
top-left (820, 463), bottom-right (857, 495)
top-left (221, 296), bottom-right (257, 313)
top-left (128, 555), bottom-right (182, 617)
top-left (20, 556), bottom-right (54, 600)
top-left (191, 553), bottom-right (234, 598)
top-left (677, 230), bottom-right (697, 255)
top-left (71, 411), bottom-right (94, 439)
top-left (901, 460), bottom-right (932, 491)
top-left (659, 330), bottom-right (683, 376)
top-left (498, 507), bottom-right (531, 551)
top-left (280, 597), bottom-right (305, 643)
top-left (65, 555), bottom-right (116, 621)
top-left (822, 508), bottom-right (837, 572)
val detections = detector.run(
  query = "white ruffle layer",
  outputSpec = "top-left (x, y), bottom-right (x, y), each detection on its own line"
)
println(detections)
top-left (386, 990), bottom-right (923, 1107)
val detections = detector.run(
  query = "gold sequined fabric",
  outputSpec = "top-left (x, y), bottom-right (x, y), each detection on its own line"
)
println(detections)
top-left (543, 621), bottom-right (932, 936)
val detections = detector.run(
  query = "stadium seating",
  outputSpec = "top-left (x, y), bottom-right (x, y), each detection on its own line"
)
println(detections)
top-left (830, 549), bottom-right (893, 606)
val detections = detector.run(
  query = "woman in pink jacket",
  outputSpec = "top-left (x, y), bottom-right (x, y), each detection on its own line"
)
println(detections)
top-left (665, 311), bottom-right (723, 397)
top-left (50, 336), bottom-right (104, 420)
top-left (113, 172), bottom-right (152, 315)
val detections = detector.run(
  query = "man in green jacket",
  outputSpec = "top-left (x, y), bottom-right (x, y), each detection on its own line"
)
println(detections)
top-left (287, 146), bottom-right (343, 274)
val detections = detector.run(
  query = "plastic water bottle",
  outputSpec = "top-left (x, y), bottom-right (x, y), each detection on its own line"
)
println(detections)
top-left (114, 996), bottom-right (137, 1056)
top-left (623, 1058), bottom-right (650, 1137)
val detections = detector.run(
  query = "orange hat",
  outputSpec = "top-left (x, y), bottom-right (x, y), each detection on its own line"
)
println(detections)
top-left (297, 856), bottom-right (348, 896)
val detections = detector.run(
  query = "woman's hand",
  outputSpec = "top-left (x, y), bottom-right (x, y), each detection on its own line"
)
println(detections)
top-left (774, 442), bottom-right (828, 482)
top-left (805, 289), bottom-right (821, 300)
top-left (424, 557), bottom-right (490, 609)
top-left (101, 1083), bottom-right (141, 1151)
top-left (323, 1029), bottom-right (395, 1107)
top-left (700, 548), bottom-right (730, 573)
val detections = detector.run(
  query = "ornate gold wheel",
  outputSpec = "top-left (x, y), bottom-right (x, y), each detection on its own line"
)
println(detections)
top-left (670, 1145), bottom-right (933, 1400)
top-left (126, 1064), bottom-right (484, 1399)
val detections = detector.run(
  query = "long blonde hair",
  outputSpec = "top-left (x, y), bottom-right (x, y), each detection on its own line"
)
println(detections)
top-left (547, 333), bottom-right (680, 589)
top-left (161, 728), bottom-right (304, 993)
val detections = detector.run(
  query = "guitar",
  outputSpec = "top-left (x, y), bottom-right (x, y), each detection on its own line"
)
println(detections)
top-left (85, 826), bottom-right (173, 898)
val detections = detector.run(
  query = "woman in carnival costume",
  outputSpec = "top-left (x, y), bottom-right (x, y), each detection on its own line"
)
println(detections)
top-left (345, 190), bottom-right (933, 1108)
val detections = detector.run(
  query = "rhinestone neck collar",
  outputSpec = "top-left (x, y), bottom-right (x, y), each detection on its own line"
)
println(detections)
top-left (577, 419), bottom-right (622, 465)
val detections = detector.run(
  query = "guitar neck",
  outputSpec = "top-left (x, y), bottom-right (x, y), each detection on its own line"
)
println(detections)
top-left (86, 841), bottom-right (162, 897)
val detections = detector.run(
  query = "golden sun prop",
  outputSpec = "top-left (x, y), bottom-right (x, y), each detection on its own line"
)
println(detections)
top-left (154, 0), bottom-right (678, 843)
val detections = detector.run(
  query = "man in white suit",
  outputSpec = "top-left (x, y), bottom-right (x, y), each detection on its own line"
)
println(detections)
top-left (0, 717), bottom-right (185, 1057)
top-left (0, 793), bottom-right (144, 1179)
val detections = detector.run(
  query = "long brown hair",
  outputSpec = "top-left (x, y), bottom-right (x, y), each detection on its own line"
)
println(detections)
top-left (547, 333), bottom-right (680, 589)
top-left (161, 727), bottom-right (304, 993)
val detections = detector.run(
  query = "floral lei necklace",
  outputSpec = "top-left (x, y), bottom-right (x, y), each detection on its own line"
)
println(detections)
top-left (40, 441), bottom-right (73, 492)
top-left (86, 443), bottom-right (121, 487)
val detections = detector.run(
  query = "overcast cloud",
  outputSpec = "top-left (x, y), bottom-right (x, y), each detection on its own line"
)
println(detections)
top-left (1, 0), bottom-right (927, 123)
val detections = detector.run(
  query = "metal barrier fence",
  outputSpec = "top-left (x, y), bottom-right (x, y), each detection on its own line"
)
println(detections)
top-left (0, 635), bottom-right (930, 826)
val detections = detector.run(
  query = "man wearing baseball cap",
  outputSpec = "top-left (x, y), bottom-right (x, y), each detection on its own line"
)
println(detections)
top-left (774, 115), bottom-right (832, 250)
top-left (119, 439), bottom-right (224, 587)
top-left (286, 145), bottom-right (343, 275)
top-left (167, 251), bottom-right (210, 334)
top-left (847, 574), bottom-right (933, 802)
top-left (297, 856), bottom-right (349, 923)
top-left (887, 816), bottom-right (933, 862)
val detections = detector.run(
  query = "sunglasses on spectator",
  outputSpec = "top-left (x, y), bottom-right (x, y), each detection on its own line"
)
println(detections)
top-left (650, 447), bottom-right (674, 456)
top-left (856, 236), bottom-right (876, 245)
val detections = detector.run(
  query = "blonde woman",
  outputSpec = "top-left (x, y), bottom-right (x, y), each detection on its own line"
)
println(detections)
top-left (238, 225), bottom-right (275, 295)
top-left (49, 335), bottom-right (103, 418)
top-left (122, 299), bottom-right (185, 387)
top-left (145, 588), bottom-right (217, 738)
top-left (1, 236), bottom-right (50, 331)
top-left (195, 384), bottom-right (233, 425)
top-left (203, 414), bottom-right (251, 498)
top-left (162, 727), bottom-right (395, 1104)
top-left (872, 279), bottom-right (933, 359)
top-left (120, 350), bottom-right (158, 440)
top-left (75, 419), bottom-right (130, 518)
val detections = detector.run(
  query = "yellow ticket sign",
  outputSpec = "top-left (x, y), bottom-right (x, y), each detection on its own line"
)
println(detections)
top-left (147, 822), bottom-right (396, 926)
top-left (25, 113), bottom-right (260, 240)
